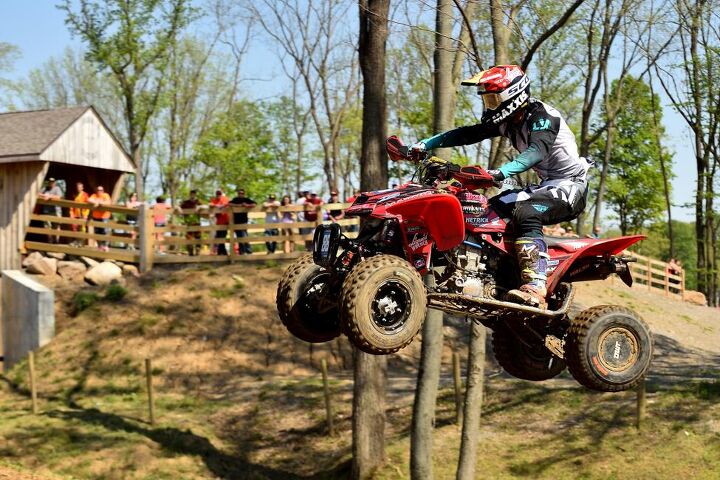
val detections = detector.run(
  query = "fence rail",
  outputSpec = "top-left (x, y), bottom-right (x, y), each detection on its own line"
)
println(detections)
top-left (25, 199), bottom-right (687, 299)
top-left (623, 250), bottom-right (685, 298)
top-left (27, 198), bottom-right (359, 271)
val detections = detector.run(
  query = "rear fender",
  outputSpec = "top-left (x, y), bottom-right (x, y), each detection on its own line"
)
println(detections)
top-left (547, 235), bottom-right (645, 293)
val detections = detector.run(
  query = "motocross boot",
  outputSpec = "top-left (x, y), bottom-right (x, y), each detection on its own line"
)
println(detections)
top-left (505, 237), bottom-right (549, 308)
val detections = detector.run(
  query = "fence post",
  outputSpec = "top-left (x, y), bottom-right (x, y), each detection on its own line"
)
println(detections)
top-left (145, 358), bottom-right (156, 426)
top-left (636, 377), bottom-right (646, 430)
top-left (228, 206), bottom-right (237, 258)
top-left (646, 257), bottom-right (652, 291)
top-left (453, 351), bottom-right (463, 425)
top-left (321, 358), bottom-right (334, 435)
top-left (139, 204), bottom-right (155, 273)
top-left (28, 351), bottom-right (38, 415)
top-left (680, 268), bottom-right (686, 299)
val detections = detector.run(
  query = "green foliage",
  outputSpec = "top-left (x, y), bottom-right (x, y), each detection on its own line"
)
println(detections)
top-left (104, 283), bottom-right (128, 302)
top-left (194, 100), bottom-right (280, 198)
top-left (72, 291), bottom-right (100, 315)
top-left (594, 76), bottom-right (672, 234)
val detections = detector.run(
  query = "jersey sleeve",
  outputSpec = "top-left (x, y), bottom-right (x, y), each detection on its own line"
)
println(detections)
top-left (421, 122), bottom-right (501, 150)
top-left (498, 108), bottom-right (560, 177)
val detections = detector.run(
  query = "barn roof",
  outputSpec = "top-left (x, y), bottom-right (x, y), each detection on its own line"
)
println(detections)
top-left (0, 106), bottom-right (134, 172)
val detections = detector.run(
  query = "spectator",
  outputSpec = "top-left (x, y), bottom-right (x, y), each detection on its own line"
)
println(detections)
top-left (38, 177), bottom-right (63, 243)
top-left (667, 258), bottom-right (683, 293)
top-left (70, 182), bottom-right (90, 245)
top-left (280, 195), bottom-right (295, 254)
top-left (263, 194), bottom-right (281, 253)
top-left (230, 188), bottom-right (257, 255)
top-left (564, 225), bottom-right (579, 238)
top-left (589, 225), bottom-right (602, 239)
top-left (302, 191), bottom-right (323, 250)
top-left (180, 190), bottom-right (202, 256)
top-left (89, 185), bottom-right (112, 251)
top-left (153, 196), bottom-right (171, 253)
top-left (327, 190), bottom-right (344, 222)
top-left (546, 224), bottom-right (565, 237)
top-left (210, 189), bottom-right (230, 255)
top-left (295, 190), bottom-right (308, 223)
top-left (125, 192), bottom-right (140, 249)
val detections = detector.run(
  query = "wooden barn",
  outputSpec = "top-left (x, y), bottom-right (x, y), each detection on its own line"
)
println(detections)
top-left (0, 106), bottom-right (134, 270)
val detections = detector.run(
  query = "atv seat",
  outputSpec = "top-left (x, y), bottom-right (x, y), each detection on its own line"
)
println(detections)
top-left (545, 235), bottom-right (594, 252)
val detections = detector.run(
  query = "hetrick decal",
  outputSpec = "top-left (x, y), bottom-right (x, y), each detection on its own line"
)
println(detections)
top-left (409, 233), bottom-right (429, 250)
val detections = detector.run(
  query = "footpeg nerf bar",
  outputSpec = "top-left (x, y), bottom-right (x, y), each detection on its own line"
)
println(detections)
top-left (427, 283), bottom-right (575, 319)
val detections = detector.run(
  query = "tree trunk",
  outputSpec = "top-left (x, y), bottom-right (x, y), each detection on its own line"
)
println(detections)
top-left (410, 278), bottom-right (444, 479)
top-left (354, 2), bottom-right (390, 478)
top-left (352, 348), bottom-right (387, 480)
top-left (410, 4), bottom-right (454, 476)
top-left (456, 322), bottom-right (486, 480)
top-left (592, 121), bottom-right (613, 231)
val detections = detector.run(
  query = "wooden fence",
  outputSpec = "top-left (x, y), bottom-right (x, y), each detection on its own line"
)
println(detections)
top-left (26, 198), bottom-right (686, 298)
top-left (29, 198), bottom-right (358, 271)
top-left (623, 250), bottom-right (686, 299)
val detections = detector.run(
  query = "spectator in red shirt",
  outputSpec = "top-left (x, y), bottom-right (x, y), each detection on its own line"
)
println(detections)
top-left (303, 192), bottom-right (323, 250)
top-left (210, 189), bottom-right (230, 255)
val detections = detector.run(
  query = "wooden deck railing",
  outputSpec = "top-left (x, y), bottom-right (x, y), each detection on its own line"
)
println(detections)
top-left (26, 198), bottom-right (686, 299)
top-left (29, 198), bottom-right (359, 270)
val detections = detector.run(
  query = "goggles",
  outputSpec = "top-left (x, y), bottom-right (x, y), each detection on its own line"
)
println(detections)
top-left (480, 92), bottom-right (502, 110)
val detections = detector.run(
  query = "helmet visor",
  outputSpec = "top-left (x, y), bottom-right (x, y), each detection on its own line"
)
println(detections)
top-left (481, 92), bottom-right (502, 110)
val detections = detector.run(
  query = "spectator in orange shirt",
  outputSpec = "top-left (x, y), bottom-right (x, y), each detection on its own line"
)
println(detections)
top-left (210, 189), bottom-right (230, 255)
top-left (89, 185), bottom-right (112, 251)
top-left (70, 182), bottom-right (90, 244)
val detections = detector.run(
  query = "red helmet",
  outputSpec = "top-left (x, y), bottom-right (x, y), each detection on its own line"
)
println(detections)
top-left (461, 65), bottom-right (530, 125)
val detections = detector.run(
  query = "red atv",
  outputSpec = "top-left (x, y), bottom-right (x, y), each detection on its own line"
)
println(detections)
top-left (276, 137), bottom-right (653, 392)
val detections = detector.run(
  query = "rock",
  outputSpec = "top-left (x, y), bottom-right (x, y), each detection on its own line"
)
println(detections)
top-left (22, 252), bottom-right (44, 268)
top-left (57, 261), bottom-right (87, 281)
top-left (122, 265), bottom-right (140, 278)
top-left (25, 257), bottom-right (58, 276)
top-left (84, 261), bottom-right (123, 286)
top-left (684, 290), bottom-right (707, 306)
top-left (80, 256), bottom-right (100, 268)
top-left (46, 252), bottom-right (66, 260)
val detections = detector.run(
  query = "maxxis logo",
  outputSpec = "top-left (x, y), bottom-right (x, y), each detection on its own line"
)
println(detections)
top-left (490, 91), bottom-right (529, 124)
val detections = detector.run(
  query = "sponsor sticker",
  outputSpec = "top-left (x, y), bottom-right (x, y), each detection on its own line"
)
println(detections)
top-left (409, 233), bottom-right (429, 250)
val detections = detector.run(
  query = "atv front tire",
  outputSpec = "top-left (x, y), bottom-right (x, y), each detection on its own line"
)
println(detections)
top-left (341, 255), bottom-right (426, 355)
top-left (492, 324), bottom-right (566, 381)
top-left (276, 254), bottom-right (341, 343)
top-left (565, 305), bottom-right (652, 392)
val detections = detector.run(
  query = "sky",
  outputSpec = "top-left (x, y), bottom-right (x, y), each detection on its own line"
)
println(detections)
top-left (0, 1), bottom-right (698, 223)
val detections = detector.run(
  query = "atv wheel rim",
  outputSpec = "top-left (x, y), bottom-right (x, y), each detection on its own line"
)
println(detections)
top-left (301, 272), bottom-right (335, 316)
top-left (597, 327), bottom-right (639, 372)
top-left (370, 280), bottom-right (411, 333)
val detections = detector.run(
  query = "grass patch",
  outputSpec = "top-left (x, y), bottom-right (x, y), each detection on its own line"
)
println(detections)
top-left (72, 290), bottom-right (100, 315)
top-left (104, 283), bottom-right (128, 302)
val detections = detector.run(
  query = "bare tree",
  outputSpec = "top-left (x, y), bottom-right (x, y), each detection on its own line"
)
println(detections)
top-left (253, 0), bottom-right (360, 192)
top-left (655, 0), bottom-right (720, 305)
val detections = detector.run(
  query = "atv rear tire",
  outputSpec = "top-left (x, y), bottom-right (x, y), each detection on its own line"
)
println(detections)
top-left (341, 255), bottom-right (426, 355)
top-left (565, 305), bottom-right (652, 392)
top-left (492, 325), bottom-right (566, 381)
top-left (276, 254), bottom-right (341, 343)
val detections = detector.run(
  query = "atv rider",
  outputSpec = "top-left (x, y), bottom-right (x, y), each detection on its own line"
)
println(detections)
top-left (412, 65), bottom-right (590, 308)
